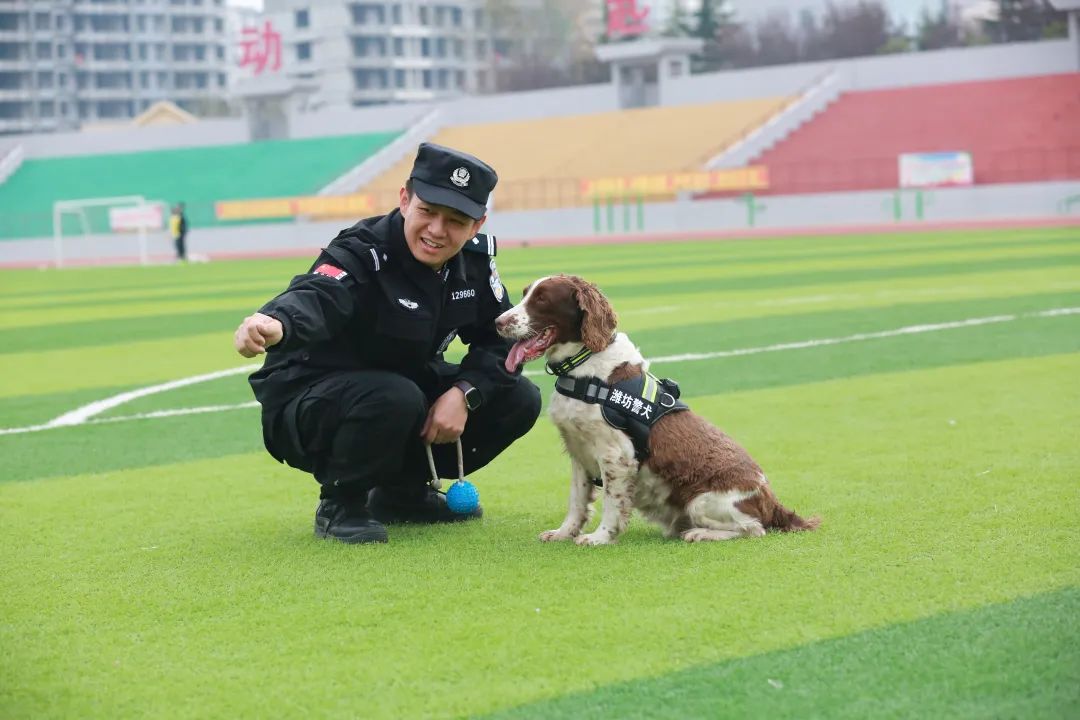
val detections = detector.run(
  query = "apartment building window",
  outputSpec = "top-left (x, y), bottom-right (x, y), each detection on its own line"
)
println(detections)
top-left (393, 37), bottom-right (405, 57)
top-left (140, 71), bottom-right (149, 88)
top-left (420, 38), bottom-right (430, 57)
top-left (391, 4), bottom-right (402, 24)
top-left (437, 69), bottom-right (449, 89)
top-left (418, 6), bottom-right (429, 24)
top-left (137, 16), bottom-right (146, 32)
top-left (296, 42), bottom-right (311, 61)
top-left (475, 39), bottom-right (486, 59)
top-left (455, 69), bottom-right (465, 88)
top-left (34, 13), bottom-right (50, 31)
top-left (395, 68), bottom-right (406, 88)
top-left (422, 69), bottom-right (432, 89)
top-left (40, 101), bottom-right (55, 118)
top-left (37, 72), bottom-right (53, 88)
top-left (450, 7), bottom-right (462, 27)
top-left (295, 9), bottom-right (309, 29)
top-left (36, 42), bottom-right (52, 60)
top-left (353, 69), bottom-right (387, 90)
top-left (214, 18), bottom-right (223, 32)
top-left (352, 37), bottom-right (386, 58)
top-left (474, 9), bottom-right (485, 28)
top-left (453, 38), bottom-right (463, 58)
top-left (217, 72), bottom-right (226, 87)
top-left (215, 45), bottom-right (224, 60)
top-left (434, 6), bottom-right (445, 26)
top-left (435, 38), bottom-right (446, 58)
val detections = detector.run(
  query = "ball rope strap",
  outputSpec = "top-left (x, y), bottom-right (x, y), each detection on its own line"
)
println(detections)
top-left (425, 440), bottom-right (480, 514)
top-left (423, 440), bottom-right (466, 489)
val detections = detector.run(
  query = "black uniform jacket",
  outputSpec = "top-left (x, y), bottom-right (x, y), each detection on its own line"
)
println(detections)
top-left (249, 209), bottom-right (518, 416)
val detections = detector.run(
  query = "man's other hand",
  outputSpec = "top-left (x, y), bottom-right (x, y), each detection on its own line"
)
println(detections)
top-left (234, 312), bottom-right (283, 357)
top-left (421, 387), bottom-right (468, 444)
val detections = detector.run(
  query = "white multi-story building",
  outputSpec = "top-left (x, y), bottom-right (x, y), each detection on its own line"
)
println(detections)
top-left (0, 0), bottom-right (229, 135)
top-left (262, 0), bottom-right (534, 108)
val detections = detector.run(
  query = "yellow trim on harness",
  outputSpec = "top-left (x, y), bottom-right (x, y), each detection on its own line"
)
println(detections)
top-left (643, 373), bottom-right (659, 403)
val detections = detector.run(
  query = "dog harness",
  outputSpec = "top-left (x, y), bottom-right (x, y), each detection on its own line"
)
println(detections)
top-left (548, 349), bottom-right (689, 461)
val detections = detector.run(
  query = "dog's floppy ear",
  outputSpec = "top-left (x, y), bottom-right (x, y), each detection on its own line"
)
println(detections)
top-left (574, 278), bottom-right (617, 353)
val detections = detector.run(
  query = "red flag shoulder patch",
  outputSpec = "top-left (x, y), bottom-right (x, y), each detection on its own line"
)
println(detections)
top-left (313, 263), bottom-right (348, 280)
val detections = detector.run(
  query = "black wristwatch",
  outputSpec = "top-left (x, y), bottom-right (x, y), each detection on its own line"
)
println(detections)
top-left (453, 381), bottom-right (482, 411)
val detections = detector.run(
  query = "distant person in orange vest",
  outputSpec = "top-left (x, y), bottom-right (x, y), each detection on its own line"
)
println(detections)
top-left (169, 203), bottom-right (188, 262)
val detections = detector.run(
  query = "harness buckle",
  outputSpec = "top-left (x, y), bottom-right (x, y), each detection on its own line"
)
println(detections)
top-left (659, 393), bottom-right (676, 409)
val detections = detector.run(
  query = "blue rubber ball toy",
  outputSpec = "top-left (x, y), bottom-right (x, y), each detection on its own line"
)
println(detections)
top-left (446, 479), bottom-right (480, 514)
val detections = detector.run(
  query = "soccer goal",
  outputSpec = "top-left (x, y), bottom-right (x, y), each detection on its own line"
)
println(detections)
top-left (52, 195), bottom-right (166, 268)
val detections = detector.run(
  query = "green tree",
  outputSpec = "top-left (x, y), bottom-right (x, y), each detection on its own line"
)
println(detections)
top-left (986, 0), bottom-right (1066, 42)
top-left (662, 0), bottom-right (693, 38)
top-left (915, 2), bottom-right (963, 50)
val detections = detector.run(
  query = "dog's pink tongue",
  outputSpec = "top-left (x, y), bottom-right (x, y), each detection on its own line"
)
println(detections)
top-left (505, 340), bottom-right (530, 373)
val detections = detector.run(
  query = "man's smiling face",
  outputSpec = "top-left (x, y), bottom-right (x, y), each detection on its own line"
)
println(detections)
top-left (399, 187), bottom-right (485, 271)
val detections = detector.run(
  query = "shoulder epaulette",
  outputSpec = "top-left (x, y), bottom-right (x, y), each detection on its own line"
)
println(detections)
top-left (463, 233), bottom-right (496, 256)
top-left (323, 235), bottom-right (384, 276)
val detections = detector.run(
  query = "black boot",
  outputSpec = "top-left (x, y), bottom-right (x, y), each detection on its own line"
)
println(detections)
top-left (314, 499), bottom-right (388, 543)
top-left (368, 485), bottom-right (483, 524)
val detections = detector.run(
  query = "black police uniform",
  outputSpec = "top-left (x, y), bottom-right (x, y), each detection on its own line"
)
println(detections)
top-left (248, 145), bottom-right (541, 514)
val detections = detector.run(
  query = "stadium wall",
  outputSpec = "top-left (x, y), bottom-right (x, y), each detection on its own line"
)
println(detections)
top-left (2, 181), bottom-right (1076, 267)
top-left (663, 39), bottom-right (1076, 105)
top-left (0, 40), bottom-right (1071, 163)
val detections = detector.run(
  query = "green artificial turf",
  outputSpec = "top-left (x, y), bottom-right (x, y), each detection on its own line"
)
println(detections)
top-left (1, 227), bottom-right (1077, 718)
top-left (484, 587), bottom-right (1080, 719)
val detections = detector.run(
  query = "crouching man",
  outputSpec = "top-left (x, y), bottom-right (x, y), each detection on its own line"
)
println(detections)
top-left (233, 143), bottom-right (541, 543)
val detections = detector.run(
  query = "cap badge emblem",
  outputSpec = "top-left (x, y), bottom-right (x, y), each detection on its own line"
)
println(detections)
top-left (450, 167), bottom-right (470, 187)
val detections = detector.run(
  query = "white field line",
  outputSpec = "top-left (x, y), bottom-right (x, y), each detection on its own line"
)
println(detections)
top-left (1, 306), bottom-right (1077, 437)
top-left (619, 280), bottom-right (1080, 317)
top-left (45, 365), bottom-right (258, 428)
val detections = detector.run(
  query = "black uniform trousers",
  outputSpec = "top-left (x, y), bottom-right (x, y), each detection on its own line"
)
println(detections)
top-left (267, 370), bottom-right (541, 504)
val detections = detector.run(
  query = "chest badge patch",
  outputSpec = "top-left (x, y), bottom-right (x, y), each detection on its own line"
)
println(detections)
top-left (489, 258), bottom-right (504, 302)
top-left (398, 298), bottom-right (419, 310)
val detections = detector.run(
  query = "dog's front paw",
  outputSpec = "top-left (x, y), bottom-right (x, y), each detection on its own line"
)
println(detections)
top-left (538, 529), bottom-right (575, 542)
top-left (575, 532), bottom-right (615, 546)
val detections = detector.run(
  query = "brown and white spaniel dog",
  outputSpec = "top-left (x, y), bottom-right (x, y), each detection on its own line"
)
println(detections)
top-left (496, 274), bottom-right (819, 545)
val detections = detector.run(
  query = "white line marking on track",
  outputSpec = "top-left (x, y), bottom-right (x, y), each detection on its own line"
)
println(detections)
top-left (45, 365), bottom-right (258, 428)
top-left (2, 306), bottom-right (1077, 437)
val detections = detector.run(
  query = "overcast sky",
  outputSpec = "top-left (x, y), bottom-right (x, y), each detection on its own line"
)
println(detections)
top-left (646, 0), bottom-right (942, 30)
top-left (733, 0), bottom-right (937, 28)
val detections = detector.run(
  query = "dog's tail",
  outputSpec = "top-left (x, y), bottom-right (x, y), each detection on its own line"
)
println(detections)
top-left (767, 498), bottom-right (821, 533)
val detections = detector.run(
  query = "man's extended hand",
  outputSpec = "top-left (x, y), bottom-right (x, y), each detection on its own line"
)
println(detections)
top-left (421, 387), bottom-right (469, 444)
top-left (234, 312), bottom-right (283, 357)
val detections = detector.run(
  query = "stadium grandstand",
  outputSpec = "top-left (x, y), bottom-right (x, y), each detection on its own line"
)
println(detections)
top-left (0, 131), bottom-right (400, 241)
top-left (753, 73), bottom-right (1080, 196)
top-left (0, 31), bottom-right (1078, 266)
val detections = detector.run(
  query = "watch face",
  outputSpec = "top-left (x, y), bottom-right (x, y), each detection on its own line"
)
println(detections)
top-left (464, 388), bottom-right (481, 410)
